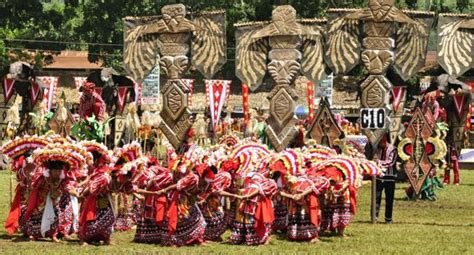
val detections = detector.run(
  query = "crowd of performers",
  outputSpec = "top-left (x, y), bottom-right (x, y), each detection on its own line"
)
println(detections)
top-left (1, 133), bottom-right (383, 246)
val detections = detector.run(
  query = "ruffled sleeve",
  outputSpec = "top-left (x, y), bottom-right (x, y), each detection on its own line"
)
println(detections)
top-left (177, 173), bottom-right (199, 192)
top-left (211, 172), bottom-right (232, 193)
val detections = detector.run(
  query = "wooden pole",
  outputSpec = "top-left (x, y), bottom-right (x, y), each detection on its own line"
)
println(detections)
top-left (371, 175), bottom-right (377, 224)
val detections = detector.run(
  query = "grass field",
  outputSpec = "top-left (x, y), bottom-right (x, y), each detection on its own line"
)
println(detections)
top-left (0, 170), bottom-right (473, 255)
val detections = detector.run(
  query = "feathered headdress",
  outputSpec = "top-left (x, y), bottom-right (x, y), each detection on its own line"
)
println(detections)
top-left (79, 140), bottom-right (113, 164)
top-left (0, 135), bottom-right (48, 161)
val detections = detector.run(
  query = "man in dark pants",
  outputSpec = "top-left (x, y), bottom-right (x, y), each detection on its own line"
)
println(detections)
top-left (374, 134), bottom-right (398, 224)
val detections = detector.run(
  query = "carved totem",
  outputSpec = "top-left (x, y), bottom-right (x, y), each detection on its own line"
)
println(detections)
top-left (123, 4), bottom-right (226, 150)
top-left (325, 1), bottom-right (434, 148)
top-left (235, 5), bottom-right (326, 151)
top-left (307, 97), bottom-right (344, 147)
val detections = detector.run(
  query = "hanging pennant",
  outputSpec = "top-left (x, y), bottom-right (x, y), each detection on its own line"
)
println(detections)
top-left (2, 78), bottom-right (15, 105)
top-left (205, 79), bottom-right (231, 131)
top-left (242, 83), bottom-right (249, 128)
top-left (29, 80), bottom-right (41, 107)
top-left (37, 76), bottom-right (58, 110)
top-left (117, 87), bottom-right (129, 113)
top-left (183, 79), bottom-right (195, 107)
top-left (391, 86), bottom-right (406, 112)
top-left (306, 81), bottom-right (315, 122)
top-left (453, 94), bottom-right (466, 120)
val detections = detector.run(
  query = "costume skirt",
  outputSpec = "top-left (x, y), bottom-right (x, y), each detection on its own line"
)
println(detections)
top-left (160, 204), bottom-right (207, 247)
top-left (287, 205), bottom-right (318, 241)
top-left (81, 206), bottom-right (115, 242)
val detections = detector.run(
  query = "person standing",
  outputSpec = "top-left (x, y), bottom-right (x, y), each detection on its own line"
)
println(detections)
top-left (374, 134), bottom-right (398, 224)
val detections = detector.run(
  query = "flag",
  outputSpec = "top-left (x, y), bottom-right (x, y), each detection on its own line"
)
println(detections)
top-left (183, 79), bottom-right (195, 107)
top-left (29, 80), bottom-right (41, 107)
top-left (242, 84), bottom-right (250, 127)
top-left (391, 86), bottom-right (406, 112)
top-left (117, 87), bottom-right (129, 113)
top-left (205, 79), bottom-right (231, 131)
top-left (2, 78), bottom-right (15, 104)
top-left (306, 81), bottom-right (315, 122)
top-left (37, 76), bottom-right (58, 110)
top-left (453, 94), bottom-right (465, 120)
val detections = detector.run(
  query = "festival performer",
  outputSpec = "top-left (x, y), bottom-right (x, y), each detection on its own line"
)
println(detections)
top-left (22, 143), bottom-right (86, 242)
top-left (230, 172), bottom-right (277, 246)
top-left (443, 145), bottom-right (460, 185)
top-left (1, 135), bottom-right (48, 236)
top-left (374, 134), bottom-right (398, 223)
top-left (153, 158), bottom-right (207, 247)
top-left (133, 163), bottom-right (173, 244)
top-left (79, 82), bottom-right (106, 121)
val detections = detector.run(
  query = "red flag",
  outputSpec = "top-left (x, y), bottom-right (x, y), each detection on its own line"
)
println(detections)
top-left (183, 79), bottom-right (194, 107)
top-left (242, 84), bottom-right (250, 127)
top-left (29, 80), bottom-right (41, 107)
top-left (391, 86), bottom-right (406, 112)
top-left (306, 81), bottom-right (315, 122)
top-left (117, 87), bottom-right (128, 113)
top-left (453, 94), bottom-right (466, 120)
top-left (2, 78), bottom-right (15, 104)
top-left (205, 80), bottom-right (231, 131)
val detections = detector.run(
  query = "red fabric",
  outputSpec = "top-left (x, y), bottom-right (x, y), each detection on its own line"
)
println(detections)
top-left (391, 86), bottom-right (405, 112)
top-left (2, 78), bottom-right (15, 104)
top-left (349, 185), bottom-right (357, 214)
top-left (307, 193), bottom-right (319, 228)
top-left (452, 156), bottom-right (460, 185)
top-left (29, 80), bottom-right (41, 107)
top-left (79, 90), bottom-right (106, 121)
top-left (254, 197), bottom-right (274, 240)
top-left (117, 87), bottom-right (129, 113)
top-left (166, 191), bottom-right (179, 234)
top-left (4, 185), bottom-right (23, 235)
top-left (306, 81), bottom-right (315, 122)
top-left (154, 195), bottom-right (168, 223)
top-left (79, 195), bottom-right (97, 237)
top-left (22, 187), bottom-right (40, 223)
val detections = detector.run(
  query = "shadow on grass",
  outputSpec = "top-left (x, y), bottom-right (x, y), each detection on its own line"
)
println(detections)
top-left (353, 220), bottom-right (473, 228)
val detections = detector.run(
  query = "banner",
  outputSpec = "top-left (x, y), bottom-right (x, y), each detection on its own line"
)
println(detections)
top-left (117, 87), bottom-right (129, 113)
top-left (37, 76), bottom-right (58, 110)
top-left (134, 82), bottom-right (142, 105)
top-left (242, 84), bottom-right (249, 127)
top-left (205, 79), bottom-right (231, 131)
top-left (73, 77), bottom-right (87, 90)
top-left (306, 81), bottom-right (315, 122)
top-left (391, 86), bottom-right (406, 112)
top-left (2, 78), bottom-right (15, 105)
top-left (183, 79), bottom-right (195, 107)
top-left (453, 94), bottom-right (465, 120)
top-left (140, 66), bottom-right (160, 105)
top-left (314, 73), bottom-right (333, 106)
top-left (29, 81), bottom-right (41, 107)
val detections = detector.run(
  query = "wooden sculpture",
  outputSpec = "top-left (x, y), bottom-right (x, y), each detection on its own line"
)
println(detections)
top-left (235, 5), bottom-right (326, 151)
top-left (123, 4), bottom-right (226, 150)
top-left (325, 1), bottom-right (434, 148)
top-left (307, 97), bottom-right (344, 147)
top-left (437, 13), bottom-right (473, 78)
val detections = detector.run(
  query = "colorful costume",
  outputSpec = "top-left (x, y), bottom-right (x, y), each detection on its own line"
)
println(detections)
top-left (230, 172), bottom-right (277, 245)
top-left (79, 82), bottom-right (106, 121)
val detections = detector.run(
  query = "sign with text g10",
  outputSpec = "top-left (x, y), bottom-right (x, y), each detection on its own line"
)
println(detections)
top-left (360, 108), bottom-right (386, 129)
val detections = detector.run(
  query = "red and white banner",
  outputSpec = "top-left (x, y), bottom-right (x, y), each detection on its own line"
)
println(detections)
top-left (37, 76), bottom-right (58, 110)
top-left (183, 79), bottom-right (195, 107)
top-left (2, 78), bottom-right (15, 104)
top-left (391, 86), bottom-right (406, 112)
top-left (242, 84), bottom-right (250, 127)
top-left (453, 94), bottom-right (466, 120)
top-left (29, 80), bottom-right (41, 107)
top-left (306, 81), bottom-right (315, 122)
top-left (205, 79), bottom-right (231, 131)
top-left (73, 77), bottom-right (87, 90)
top-left (117, 87), bottom-right (129, 113)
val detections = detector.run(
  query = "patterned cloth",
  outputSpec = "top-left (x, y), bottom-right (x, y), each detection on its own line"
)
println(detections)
top-left (81, 205), bottom-right (114, 243)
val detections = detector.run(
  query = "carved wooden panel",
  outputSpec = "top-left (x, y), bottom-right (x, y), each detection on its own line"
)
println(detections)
top-left (360, 75), bottom-right (392, 108)
top-left (307, 98), bottom-right (344, 147)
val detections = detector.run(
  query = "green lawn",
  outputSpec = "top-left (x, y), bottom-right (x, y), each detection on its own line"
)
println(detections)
top-left (0, 170), bottom-right (473, 255)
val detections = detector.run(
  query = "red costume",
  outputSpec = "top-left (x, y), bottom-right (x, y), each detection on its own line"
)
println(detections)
top-left (79, 82), bottom-right (106, 121)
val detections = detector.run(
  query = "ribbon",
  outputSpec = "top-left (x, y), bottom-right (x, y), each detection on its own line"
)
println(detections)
top-left (2, 78), bottom-right (15, 104)
top-left (117, 87), bottom-right (128, 113)
top-left (242, 83), bottom-right (249, 128)
top-left (453, 94), bottom-right (466, 120)
top-left (391, 86), bottom-right (406, 112)
top-left (4, 185), bottom-right (23, 235)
